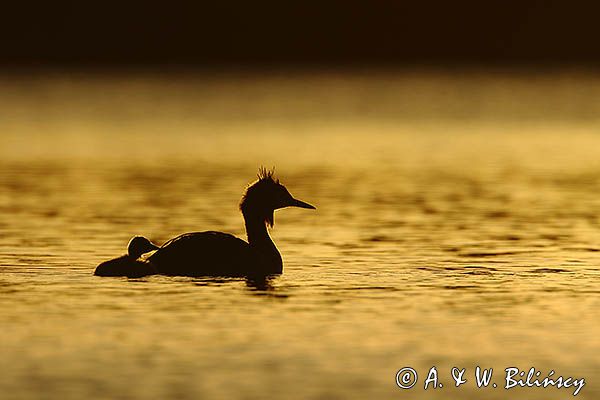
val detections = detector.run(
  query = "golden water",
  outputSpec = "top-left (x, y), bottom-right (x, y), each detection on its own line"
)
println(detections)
top-left (0, 72), bottom-right (599, 399)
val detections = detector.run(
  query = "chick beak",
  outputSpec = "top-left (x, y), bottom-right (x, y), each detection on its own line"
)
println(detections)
top-left (149, 243), bottom-right (160, 251)
top-left (289, 197), bottom-right (316, 209)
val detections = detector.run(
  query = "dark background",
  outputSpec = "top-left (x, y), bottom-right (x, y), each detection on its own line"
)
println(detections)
top-left (2, 1), bottom-right (600, 68)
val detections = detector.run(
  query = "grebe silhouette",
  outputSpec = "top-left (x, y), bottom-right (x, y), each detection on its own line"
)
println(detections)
top-left (148, 168), bottom-right (315, 277)
top-left (94, 236), bottom-right (159, 278)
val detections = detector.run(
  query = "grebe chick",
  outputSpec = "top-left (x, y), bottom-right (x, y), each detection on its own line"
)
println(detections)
top-left (148, 168), bottom-right (315, 277)
top-left (94, 236), bottom-right (160, 278)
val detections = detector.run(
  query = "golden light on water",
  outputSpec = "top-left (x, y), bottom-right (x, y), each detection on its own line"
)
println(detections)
top-left (1, 71), bottom-right (599, 399)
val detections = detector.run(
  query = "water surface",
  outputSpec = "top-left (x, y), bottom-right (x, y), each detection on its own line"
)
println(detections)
top-left (0, 72), bottom-right (599, 399)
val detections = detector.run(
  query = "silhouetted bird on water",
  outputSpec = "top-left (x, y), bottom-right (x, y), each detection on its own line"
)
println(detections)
top-left (94, 236), bottom-right (159, 278)
top-left (94, 168), bottom-right (315, 278)
top-left (149, 168), bottom-right (315, 276)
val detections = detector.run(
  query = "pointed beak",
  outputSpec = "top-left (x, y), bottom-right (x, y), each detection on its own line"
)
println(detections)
top-left (289, 197), bottom-right (316, 209)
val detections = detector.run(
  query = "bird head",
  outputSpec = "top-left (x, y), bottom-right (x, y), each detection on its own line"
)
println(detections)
top-left (127, 236), bottom-right (160, 259)
top-left (240, 167), bottom-right (316, 227)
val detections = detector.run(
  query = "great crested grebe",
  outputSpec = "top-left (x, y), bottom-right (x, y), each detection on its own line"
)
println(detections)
top-left (147, 168), bottom-right (315, 277)
top-left (94, 236), bottom-right (159, 278)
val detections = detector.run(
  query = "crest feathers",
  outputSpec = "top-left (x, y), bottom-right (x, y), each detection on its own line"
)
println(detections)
top-left (257, 166), bottom-right (279, 183)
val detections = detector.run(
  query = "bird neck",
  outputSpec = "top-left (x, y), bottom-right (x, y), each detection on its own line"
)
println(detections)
top-left (243, 211), bottom-right (275, 247)
top-left (242, 210), bottom-right (282, 273)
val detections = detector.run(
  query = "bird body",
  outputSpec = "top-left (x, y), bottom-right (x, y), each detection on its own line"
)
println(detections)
top-left (148, 231), bottom-right (261, 276)
top-left (94, 255), bottom-right (157, 278)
